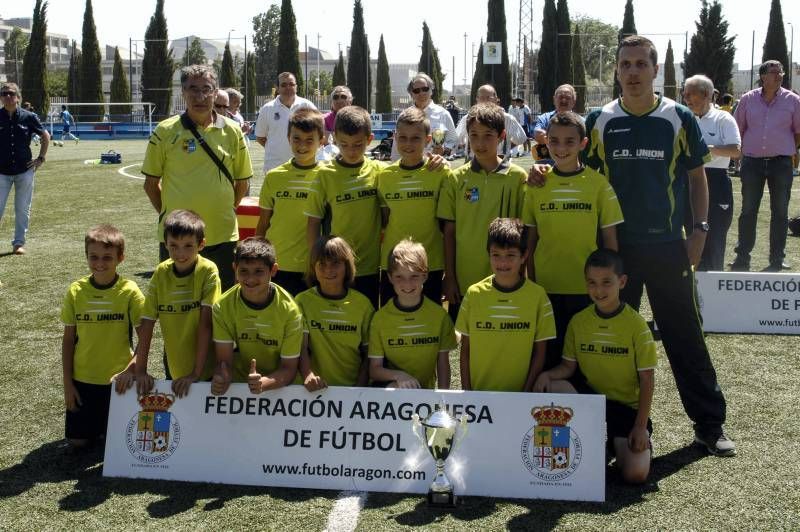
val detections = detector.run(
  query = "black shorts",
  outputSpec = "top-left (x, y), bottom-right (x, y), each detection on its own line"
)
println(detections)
top-left (273, 270), bottom-right (308, 297)
top-left (65, 380), bottom-right (112, 440)
top-left (570, 375), bottom-right (653, 440)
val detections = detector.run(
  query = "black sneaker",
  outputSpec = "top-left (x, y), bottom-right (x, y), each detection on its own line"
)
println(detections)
top-left (728, 259), bottom-right (750, 272)
top-left (694, 431), bottom-right (736, 457)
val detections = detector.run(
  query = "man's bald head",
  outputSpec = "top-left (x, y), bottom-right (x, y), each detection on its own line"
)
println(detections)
top-left (477, 85), bottom-right (498, 104)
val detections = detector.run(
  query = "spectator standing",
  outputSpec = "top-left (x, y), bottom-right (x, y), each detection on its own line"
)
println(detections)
top-left (323, 86), bottom-right (353, 139)
top-left (390, 73), bottom-right (457, 160)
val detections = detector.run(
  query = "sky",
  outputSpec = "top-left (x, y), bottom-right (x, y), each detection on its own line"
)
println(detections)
top-left (5, 0), bottom-right (798, 86)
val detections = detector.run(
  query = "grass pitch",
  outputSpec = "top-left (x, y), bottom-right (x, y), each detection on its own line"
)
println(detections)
top-left (0, 140), bottom-right (798, 530)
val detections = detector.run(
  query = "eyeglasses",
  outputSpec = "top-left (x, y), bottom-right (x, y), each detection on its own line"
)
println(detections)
top-left (214, 103), bottom-right (229, 109)
top-left (765, 70), bottom-right (784, 76)
top-left (184, 86), bottom-right (215, 98)
top-left (411, 86), bottom-right (431, 94)
top-left (332, 94), bottom-right (349, 100)
top-left (0, 91), bottom-right (17, 97)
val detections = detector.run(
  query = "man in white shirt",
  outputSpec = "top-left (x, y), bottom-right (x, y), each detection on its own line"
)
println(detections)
top-left (455, 84), bottom-right (527, 160)
top-left (254, 72), bottom-right (317, 172)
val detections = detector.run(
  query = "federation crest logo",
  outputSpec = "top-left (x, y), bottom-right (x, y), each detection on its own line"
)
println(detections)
top-left (521, 403), bottom-right (582, 481)
top-left (126, 392), bottom-right (181, 464)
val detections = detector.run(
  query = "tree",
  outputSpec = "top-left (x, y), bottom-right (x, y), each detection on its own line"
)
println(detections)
top-left (110, 46), bottom-right (132, 117)
top-left (141, 0), bottom-right (174, 119)
top-left (375, 34), bottom-right (392, 113)
top-left (555, 0), bottom-right (572, 87)
top-left (571, 24), bottom-right (586, 112)
top-left (762, 0), bottom-right (790, 88)
top-left (181, 37), bottom-right (208, 66)
top-left (47, 70), bottom-right (68, 97)
top-left (663, 40), bottom-right (677, 100)
top-left (3, 28), bottom-right (29, 84)
top-left (276, 0), bottom-right (304, 95)
top-left (79, 0), bottom-right (105, 120)
top-left (537, 0), bottom-right (557, 111)
top-left (418, 22), bottom-right (445, 103)
top-left (67, 41), bottom-right (81, 104)
top-left (252, 4), bottom-right (281, 95)
top-left (486, 0), bottom-right (512, 107)
top-left (308, 70), bottom-right (333, 95)
top-left (614, 0), bottom-right (637, 98)
top-left (220, 42), bottom-right (238, 88)
top-left (245, 52), bottom-right (257, 115)
top-left (682, 1), bottom-right (736, 94)
top-left (572, 15), bottom-right (618, 85)
top-left (347, 0), bottom-right (371, 109)
top-left (332, 51), bottom-right (346, 86)
top-left (21, 0), bottom-right (49, 115)
top-left (470, 40), bottom-right (487, 104)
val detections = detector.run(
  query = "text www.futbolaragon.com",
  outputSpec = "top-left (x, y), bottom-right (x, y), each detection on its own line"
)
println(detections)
top-left (262, 463), bottom-right (426, 482)
top-left (759, 318), bottom-right (800, 327)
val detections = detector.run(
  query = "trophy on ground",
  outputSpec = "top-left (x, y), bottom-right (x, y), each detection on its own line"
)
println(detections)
top-left (411, 404), bottom-right (468, 507)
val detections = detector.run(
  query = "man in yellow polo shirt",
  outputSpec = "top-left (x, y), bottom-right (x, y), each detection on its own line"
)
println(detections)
top-left (142, 64), bottom-right (253, 290)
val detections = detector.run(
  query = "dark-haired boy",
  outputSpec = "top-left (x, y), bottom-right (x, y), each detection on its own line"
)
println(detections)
top-left (256, 108), bottom-right (325, 296)
top-left (438, 104), bottom-right (528, 321)
top-left (210, 237), bottom-right (302, 395)
top-left (523, 111), bottom-right (623, 369)
top-left (116, 210), bottom-right (221, 398)
top-left (456, 218), bottom-right (555, 392)
top-left (535, 249), bottom-right (655, 484)
top-left (62, 225), bottom-right (144, 449)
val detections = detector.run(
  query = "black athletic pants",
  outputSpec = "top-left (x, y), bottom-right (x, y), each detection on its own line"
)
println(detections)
top-left (619, 240), bottom-right (726, 437)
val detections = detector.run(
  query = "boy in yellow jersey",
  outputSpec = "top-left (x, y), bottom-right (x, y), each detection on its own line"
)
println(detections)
top-left (256, 108), bottom-right (325, 296)
top-left (377, 107), bottom-right (451, 305)
top-left (61, 225), bottom-right (144, 449)
top-left (115, 210), bottom-right (221, 398)
top-left (369, 240), bottom-right (456, 389)
top-left (438, 103), bottom-right (528, 321)
top-left (297, 236), bottom-right (374, 391)
top-left (304, 106), bottom-right (384, 308)
top-left (523, 112), bottom-right (623, 370)
top-left (534, 249), bottom-right (656, 484)
top-left (457, 218), bottom-right (555, 392)
top-left (210, 237), bottom-right (303, 395)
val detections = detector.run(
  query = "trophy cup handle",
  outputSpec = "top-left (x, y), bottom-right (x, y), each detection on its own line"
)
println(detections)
top-left (411, 413), bottom-right (426, 446)
top-left (451, 415), bottom-right (469, 453)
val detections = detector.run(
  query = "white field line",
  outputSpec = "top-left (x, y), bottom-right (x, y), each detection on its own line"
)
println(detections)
top-left (322, 490), bottom-right (367, 532)
top-left (118, 163), bottom-right (144, 180)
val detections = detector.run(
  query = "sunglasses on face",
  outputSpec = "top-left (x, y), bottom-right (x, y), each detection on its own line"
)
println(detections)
top-left (411, 86), bottom-right (431, 94)
top-left (214, 103), bottom-right (229, 109)
top-left (332, 94), bottom-right (349, 100)
top-left (1, 91), bottom-right (17, 97)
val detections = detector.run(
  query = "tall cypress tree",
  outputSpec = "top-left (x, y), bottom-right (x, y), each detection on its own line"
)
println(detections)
top-left (347, 0), bottom-right (371, 109)
top-left (470, 40), bottom-right (487, 105)
top-left (110, 46), bottom-right (131, 118)
top-left (79, 0), bottom-right (104, 120)
top-left (614, 0), bottom-right (637, 98)
top-left (245, 52), bottom-right (257, 116)
top-left (663, 40), bottom-right (677, 100)
top-left (332, 51), bottom-right (346, 87)
top-left (555, 0), bottom-right (572, 87)
top-left (141, 0), bottom-right (173, 119)
top-left (276, 0), bottom-right (304, 95)
top-left (486, 0), bottom-right (512, 107)
top-left (220, 42), bottom-right (238, 88)
top-left (252, 5), bottom-right (280, 95)
top-left (375, 35), bottom-right (392, 113)
top-left (418, 22), bottom-right (445, 103)
top-left (537, 0), bottom-right (557, 111)
top-left (762, 0), bottom-right (790, 88)
top-left (21, 0), bottom-right (49, 115)
top-left (67, 41), bottom-right (81, 104)
top-left (571, 24), bottom-right (586, 112)
top-left (683, 1), bottom-right (736, 93)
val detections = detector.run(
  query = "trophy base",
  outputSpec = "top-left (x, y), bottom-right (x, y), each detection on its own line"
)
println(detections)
top-left (427, 490), bottom-right (458, 508)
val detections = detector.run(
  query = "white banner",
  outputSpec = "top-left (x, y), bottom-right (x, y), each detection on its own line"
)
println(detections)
top-left (483, 42), bottom-right (502, 65)
top-left (696, 272), bottom-right (800, 334)
top-left (103, 383), bottom-right (605, 501)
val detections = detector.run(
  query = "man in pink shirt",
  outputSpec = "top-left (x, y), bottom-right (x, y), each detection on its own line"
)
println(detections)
top-left (731, 60), bottom-right (800, 272)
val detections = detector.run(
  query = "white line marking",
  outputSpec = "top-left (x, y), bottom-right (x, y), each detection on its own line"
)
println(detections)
top-left (323, 490), bottom-right (367, 532)
top-left (118, 163), bottom-right (144, 180)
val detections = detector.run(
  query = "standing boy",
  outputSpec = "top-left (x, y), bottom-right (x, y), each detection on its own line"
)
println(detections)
top-left (369, 240), bottom-right (456, 389)
top-left (256, 108), bottom-right (325, 296)
top-left (115, 210), bottom-right (221, 398)
top-left (61, 225), bottom-right (144, 449)
top-left (523, 111), bottom-right (623, 369)
top-left (438, 103), bottom-right (528, 321)
top-left (457, 218), bottom-right (555, 392)
top-left (210, 237), bottom-right (302, 395)
top-left (377, 107), bottom-right (450, 304)
top-left (535, 249), bottom-right (656, 484)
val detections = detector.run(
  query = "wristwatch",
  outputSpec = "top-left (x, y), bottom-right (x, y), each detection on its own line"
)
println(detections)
top-left (693, 221), bottom-right (710, 232)
top-left (36, 155), bottom-right (46, 163)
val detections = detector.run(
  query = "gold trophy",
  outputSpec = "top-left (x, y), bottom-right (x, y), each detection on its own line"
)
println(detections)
top-left (411, 404), bottom-right (468, 507)
top-left (431, 126), bottom-right (447, 150)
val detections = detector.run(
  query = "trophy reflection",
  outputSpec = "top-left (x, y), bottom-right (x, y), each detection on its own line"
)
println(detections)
top-left (411, 406), bottom-right (468, 506)
top-left (431, 126), bottom-right (447, 152)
